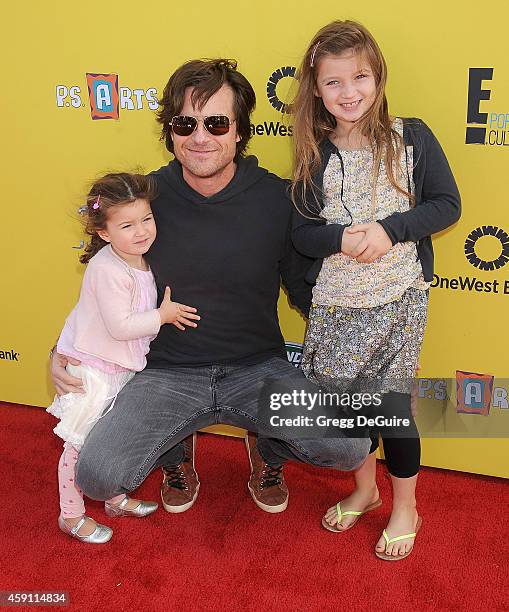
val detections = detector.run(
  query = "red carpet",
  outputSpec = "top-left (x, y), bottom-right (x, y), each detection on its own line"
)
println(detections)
top-left (1, 403), bottom-right (508, 612)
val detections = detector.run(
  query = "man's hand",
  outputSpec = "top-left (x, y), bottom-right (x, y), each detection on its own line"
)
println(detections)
top-left (341, 229), bottom-right (367, 258)
top-left (51, 351), bottom-right (84, 396)
top-left (158, 286), bottom-right (201, 331)
top-left (344, 222), bottom-right (392, 263)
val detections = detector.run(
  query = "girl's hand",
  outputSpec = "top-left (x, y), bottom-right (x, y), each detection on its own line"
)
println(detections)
top-left (341, 229), bottom-right (367, 258)
top-left (158, 286), bottom-right (200, 331)
top-left (50, 351), bottom-right (84, 395)
top-left (345, 222), bottom-right (392, 263)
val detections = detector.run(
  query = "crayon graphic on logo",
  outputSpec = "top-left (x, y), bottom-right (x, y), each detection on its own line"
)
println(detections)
top-left (456, 370), bottom-right (493, 416)
top-left (86, 73), bottom-right (119, 120)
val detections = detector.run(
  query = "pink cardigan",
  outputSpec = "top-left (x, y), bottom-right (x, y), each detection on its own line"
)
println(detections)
top-left (57, 245), bottom-right (161, 371)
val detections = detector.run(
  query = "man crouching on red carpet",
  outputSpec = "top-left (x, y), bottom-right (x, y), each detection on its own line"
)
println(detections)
top-left (50, 58), bottom-right (371, 533)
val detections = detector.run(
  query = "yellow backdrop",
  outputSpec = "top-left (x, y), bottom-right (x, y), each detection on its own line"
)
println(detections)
top-left (2, 0), bottom-right (508, 477)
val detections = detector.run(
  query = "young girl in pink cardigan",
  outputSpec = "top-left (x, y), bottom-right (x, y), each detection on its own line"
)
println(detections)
top-left (48, 173), bottom-right (200, 544)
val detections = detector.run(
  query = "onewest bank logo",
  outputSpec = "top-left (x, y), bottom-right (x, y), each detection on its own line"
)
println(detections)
top-left (431, 225), bottom-right (509, 297)
top-left (466, 68), bottom-right (509, 146)
top-left (56, 73), bottom-right (158, 120)
top-left (251, 66), bottom-right (296, 138)
top-left (0, 348), bottom-right (20, 362)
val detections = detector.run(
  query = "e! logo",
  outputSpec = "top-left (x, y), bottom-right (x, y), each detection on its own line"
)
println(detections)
top-left (465, 68), bottom-right (493, 144)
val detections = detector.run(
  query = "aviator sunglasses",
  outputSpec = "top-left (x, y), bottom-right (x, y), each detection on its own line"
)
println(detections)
top-left (170, 115), bottom-right (235, 136)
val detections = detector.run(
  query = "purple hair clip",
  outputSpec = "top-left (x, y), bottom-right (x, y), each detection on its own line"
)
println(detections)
top-left (92, 195), bottom-right (101, 210)
top-left (310, 41), bottom-right (320, 68)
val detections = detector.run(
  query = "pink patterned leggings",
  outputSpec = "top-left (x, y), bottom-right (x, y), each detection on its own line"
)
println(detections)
top-left (58, 442), bottom-right (125, 518)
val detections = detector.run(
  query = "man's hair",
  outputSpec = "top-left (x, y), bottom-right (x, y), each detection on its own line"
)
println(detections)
top-left (156, 59), bottom-right (256, 157)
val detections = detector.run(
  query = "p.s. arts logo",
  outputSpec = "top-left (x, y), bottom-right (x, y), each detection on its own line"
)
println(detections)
top-left (285, 341), bottom-right (303, 367)
top-left (416, 374), bottom-right (508, 432)
top-left (431, 225), bottom-right (509, 297)
top-left (56, 73), bottom-right (158, 120)
top-left (251, 66), bottom-right (297, 138)
top-left (465, 68), bottom-right (509, 146)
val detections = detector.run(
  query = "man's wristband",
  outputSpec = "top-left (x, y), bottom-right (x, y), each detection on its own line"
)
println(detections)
top-left (49, 345), bottom-right (57, 360)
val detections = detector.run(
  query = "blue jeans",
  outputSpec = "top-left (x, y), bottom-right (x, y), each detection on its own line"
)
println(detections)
top-left (76, 357), bottom-right (371, 500)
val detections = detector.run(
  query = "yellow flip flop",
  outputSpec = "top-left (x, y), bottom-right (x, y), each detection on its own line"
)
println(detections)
top-left (322, 498), bottom-right (382, 533)
top-left (375, 516), bottom-right (422, 561)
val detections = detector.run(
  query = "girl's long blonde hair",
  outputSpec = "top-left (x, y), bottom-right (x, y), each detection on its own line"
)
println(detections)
top-left (291, 20), bottom-right (410, 216)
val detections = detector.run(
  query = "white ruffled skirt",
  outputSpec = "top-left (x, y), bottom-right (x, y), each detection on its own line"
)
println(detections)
top-left (47, 363), bottom-right (134, 450)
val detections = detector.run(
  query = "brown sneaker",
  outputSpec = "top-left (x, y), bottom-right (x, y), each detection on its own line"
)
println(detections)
top-left (245, 432), bottom-right (288, 513)
top-left (161, 433), bottom-right (200, 513)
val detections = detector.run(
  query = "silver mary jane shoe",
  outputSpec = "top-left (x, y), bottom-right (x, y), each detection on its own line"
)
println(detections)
top-left (104, 496), bottom-right (158, 518)
top-left (58, 514), bottom-right (113, 544)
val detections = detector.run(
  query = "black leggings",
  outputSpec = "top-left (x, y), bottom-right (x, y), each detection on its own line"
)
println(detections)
top-left (367, 391), bottom-right (420, 478)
